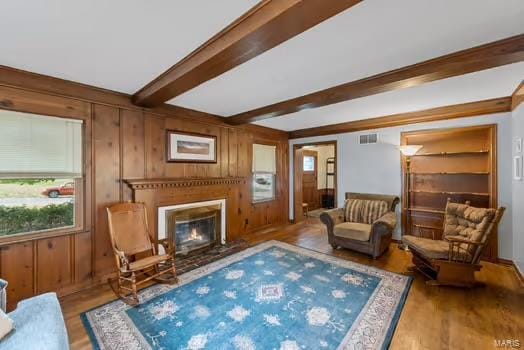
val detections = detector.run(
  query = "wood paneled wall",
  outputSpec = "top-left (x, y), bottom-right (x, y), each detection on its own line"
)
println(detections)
top-left (0, 73), bottom-right (289, 309)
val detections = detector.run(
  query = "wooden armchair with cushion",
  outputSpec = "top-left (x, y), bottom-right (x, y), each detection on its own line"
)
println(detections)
top-left (403, 200), bottom-right (505, 287)
top-left (320, 193), bottom-right (400, 258)
top-left (107, 202), bottom-right (177, 305)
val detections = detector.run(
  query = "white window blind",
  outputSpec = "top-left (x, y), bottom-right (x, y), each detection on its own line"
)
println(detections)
top-left (253, 144), bottom-right (276, 173)
top-left (0, 110), bottom-right (83, 178)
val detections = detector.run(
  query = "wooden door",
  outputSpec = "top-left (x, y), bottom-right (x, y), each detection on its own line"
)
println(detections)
top-left (294, 148), bottom-right (304, 222)
top-left (302, 150), bottom-right (319, 209)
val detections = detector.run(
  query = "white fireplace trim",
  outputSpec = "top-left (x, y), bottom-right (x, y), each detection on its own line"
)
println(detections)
top-left (157, 199), bottom-right (227, 246)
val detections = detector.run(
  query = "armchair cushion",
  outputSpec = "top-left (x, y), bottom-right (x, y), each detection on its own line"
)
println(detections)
top-left (344, 199), bottom-right (388, 224)
top-left (334, 222), bottom-right (372, 242)
top-left (402, 235), bottom-right (468, 261)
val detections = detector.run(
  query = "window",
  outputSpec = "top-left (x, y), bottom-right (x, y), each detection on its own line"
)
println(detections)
top-left (303, 156), bottom-right (315, 172)
top-left (252, 144), bottom-right (276, 203)
top-left (0, 110), bottom-right (83, 238)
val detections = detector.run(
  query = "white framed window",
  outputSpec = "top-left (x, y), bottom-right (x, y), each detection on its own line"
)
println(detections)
top-left (0, 110), bottom-right (84, 239)
top-left (252, 144), bottom-right (276, 203)
top-left (303, 156), bottom-right (315, 172)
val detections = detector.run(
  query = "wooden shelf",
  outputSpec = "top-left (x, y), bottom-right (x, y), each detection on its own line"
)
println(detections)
top-left (413, 224), bottom-right (442, 230)
top-left (410, 172), bottom-right (489, 175)
top-left (409, 190), bottom-right (489, 196)
top-left (413, 150), bottom-right (489, 157)
top-left (402, 125), bottom-right (496, 260)
top-left (408, 207), bottom-right (445, 214)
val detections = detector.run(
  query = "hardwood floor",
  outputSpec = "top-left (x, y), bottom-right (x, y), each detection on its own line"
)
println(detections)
top-left (61, 218), bottom-right (524, 350)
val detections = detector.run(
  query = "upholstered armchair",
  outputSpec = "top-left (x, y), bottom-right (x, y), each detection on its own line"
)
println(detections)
top-left (320, 193), bottom-right (400, 258)
top-left (403, 200), bottom-right (505, 287)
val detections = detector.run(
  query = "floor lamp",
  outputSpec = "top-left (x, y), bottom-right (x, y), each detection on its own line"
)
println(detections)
top-left (398, 145), bottom-right (423, 250)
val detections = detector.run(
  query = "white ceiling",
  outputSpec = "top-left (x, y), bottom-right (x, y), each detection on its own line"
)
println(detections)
top-left (253, 63), bottom-right (524, 131)
top-left (0, 0), bottom-right (259, 93)
top-left (0, 0), bottom-right (522, 133)
top-left (172, 0), bottom-right (524, 116)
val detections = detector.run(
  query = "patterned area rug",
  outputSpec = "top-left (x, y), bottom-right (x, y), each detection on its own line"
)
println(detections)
top-left (82, 241), bottom-right (412, 350)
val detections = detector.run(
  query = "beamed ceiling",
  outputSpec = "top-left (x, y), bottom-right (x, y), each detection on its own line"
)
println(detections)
top-left (1, 0), bottom-right (523, 133)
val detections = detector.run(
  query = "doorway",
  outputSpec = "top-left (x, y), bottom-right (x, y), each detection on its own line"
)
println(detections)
top-left (293, 141), bottom-right (337, 223)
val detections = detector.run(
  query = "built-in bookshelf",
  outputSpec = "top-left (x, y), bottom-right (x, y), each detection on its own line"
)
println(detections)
top-left (401, 124), bottom-right (498, 261)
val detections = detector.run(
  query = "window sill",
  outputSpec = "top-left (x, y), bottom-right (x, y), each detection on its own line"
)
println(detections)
top-left (252, 198), bottom-right (276, 205)
top-left (0, 227), bottom-right (88, 247)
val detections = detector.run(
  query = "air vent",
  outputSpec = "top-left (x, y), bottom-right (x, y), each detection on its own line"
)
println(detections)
top-left (359, 133), bottom-right (378, 145)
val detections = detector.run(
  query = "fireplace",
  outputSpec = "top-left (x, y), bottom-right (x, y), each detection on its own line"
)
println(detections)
top-left (158, 199), bottom-right (226, 255)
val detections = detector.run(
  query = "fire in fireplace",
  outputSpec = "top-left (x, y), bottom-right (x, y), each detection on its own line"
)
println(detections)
top-left (164, 203), bottom-right (223, 255)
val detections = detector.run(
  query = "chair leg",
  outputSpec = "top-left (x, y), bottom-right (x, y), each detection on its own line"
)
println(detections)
top-left (170, 263), bottom-right (178, 285)
top-left (130, 272), bottom-right (139, 304)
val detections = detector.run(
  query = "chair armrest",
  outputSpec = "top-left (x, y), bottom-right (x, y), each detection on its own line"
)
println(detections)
top-left (444, 236), bottom-right (479, 263)
top-left (157, 239), bottom-right (175, 255)
top-left (320, 208), bottom-right (344, 232)
top-left (444, 236), bottom-right (483, 246)
top-left (114, 249), bottom-right (130, 271)
top-left (372, 211), bottom-right (397, 232)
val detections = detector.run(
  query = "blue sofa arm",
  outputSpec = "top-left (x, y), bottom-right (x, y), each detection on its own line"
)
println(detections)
top-left (0, 293), bottom-right (69, 350)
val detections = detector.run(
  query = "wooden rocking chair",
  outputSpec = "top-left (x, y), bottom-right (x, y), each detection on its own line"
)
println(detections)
top-left (403, 200), bottom-right (505, 287)
top-left (107, 202), bottom-right (177, 305)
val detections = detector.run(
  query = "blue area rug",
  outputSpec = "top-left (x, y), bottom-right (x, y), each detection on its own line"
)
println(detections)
top-left (82, 241), bottom-right (412, 350)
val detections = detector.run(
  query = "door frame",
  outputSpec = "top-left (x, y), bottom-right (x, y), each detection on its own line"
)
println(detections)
top-left (292, 140), bottom-right (337, 222)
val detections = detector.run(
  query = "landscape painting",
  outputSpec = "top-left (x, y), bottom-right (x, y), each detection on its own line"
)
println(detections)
top-left (177, 140), bottom-right (210, 155)
top-left (167, 130), bottom-right (217, 163)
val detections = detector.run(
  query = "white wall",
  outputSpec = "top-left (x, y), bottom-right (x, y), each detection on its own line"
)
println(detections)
top-left (289, 112), bottom-right (513, 260)
top-left (512, 105), bottom-right (524, 274)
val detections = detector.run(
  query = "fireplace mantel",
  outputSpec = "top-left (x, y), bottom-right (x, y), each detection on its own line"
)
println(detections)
top-left (124, 177), bottom-right (245, 242)
top-left (125, 177), bottom-right (243, 190)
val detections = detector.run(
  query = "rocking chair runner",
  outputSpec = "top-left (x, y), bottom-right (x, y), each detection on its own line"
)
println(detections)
top-left (403, 200), bottom-right (505, 287)
top-left (107, 202), bottom-right (177, 305)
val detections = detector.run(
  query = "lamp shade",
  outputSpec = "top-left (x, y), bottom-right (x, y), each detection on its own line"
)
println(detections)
top-left (398, 145), bottom-right (423, 156)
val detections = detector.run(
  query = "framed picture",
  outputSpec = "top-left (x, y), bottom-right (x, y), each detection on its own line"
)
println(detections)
top-left (166, 130), bottom-right (217, 163)
top-left (515, 138), bottom-right (522, 154)
top-left (514, 156), bottom-right (523, 181)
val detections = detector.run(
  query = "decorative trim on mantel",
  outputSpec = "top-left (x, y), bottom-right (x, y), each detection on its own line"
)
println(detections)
top-left (124, 177), bottom-right (244, 190)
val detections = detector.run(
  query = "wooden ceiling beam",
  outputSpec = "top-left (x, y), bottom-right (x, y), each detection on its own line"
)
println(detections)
top-left (132, 0), bottom-right (362, 107)
top-left (511, 80), bottom-right (524, 111)
top-left (288, 97), bottom-right (512, 139)
top-left (229, 34), bottom-right (524, 125)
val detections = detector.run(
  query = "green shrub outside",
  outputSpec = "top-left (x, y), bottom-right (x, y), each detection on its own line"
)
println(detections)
top-left (0, 202), bottom-right (74, 236)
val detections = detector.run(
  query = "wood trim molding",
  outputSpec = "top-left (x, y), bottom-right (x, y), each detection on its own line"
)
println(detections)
top-left (228, 34), bottom-right (524, 125)
top-left (132, 0), bottom-right (362, 107)
top-left (289, 97), bottom-right (511, 139)
top-left (0, 65), bottom-right (226, 125)
top-left (512, 80), bottom-right (524, 111)
top-left (124, 177), bottom-right (244, 190)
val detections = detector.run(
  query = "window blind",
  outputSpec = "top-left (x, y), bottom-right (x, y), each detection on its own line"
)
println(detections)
top-left (252, 144), bottom-right (276, 174)
top-left (0, 110), bottom-right (83, 178)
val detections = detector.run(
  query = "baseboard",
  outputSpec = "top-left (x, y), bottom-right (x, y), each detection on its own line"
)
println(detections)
top-left (497, 258), bottom-right (513, 265)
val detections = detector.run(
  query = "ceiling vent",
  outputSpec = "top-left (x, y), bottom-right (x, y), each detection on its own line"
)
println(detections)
top-left (359, 133), bottom-right (378, 145)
